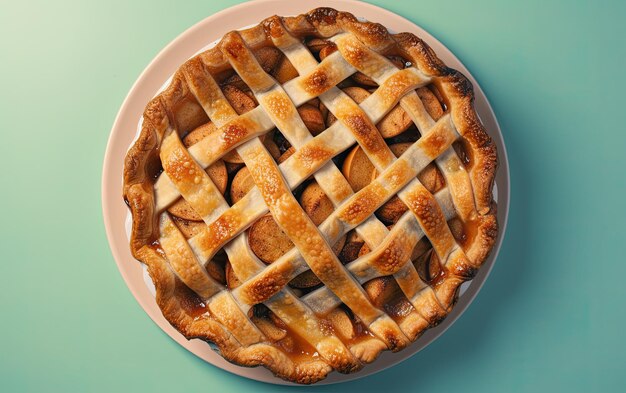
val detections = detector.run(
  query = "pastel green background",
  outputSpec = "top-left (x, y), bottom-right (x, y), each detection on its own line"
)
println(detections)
top-left (1, 0), bottom-right (624, 391)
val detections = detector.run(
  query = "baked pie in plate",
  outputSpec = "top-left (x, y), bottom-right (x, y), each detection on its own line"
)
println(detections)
top-left (123, 7), bottom-right (498, 384)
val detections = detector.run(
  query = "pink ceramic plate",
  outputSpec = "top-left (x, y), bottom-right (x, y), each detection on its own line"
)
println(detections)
top-left (102, 0), bottom-right (510, 385)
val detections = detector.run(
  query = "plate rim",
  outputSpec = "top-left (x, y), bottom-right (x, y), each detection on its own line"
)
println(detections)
top-left (102, 0), bottom-right (510, 385)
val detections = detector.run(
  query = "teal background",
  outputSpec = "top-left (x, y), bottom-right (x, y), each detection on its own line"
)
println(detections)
top-left (1, 0), bottom-right (624, 391)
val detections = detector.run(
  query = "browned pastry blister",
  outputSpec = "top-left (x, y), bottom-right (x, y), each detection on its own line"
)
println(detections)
top-left (123, 7), bottom-right (498, 384)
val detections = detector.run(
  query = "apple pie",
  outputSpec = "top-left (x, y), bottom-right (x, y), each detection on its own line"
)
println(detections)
top-left (123, 7), bottom-right (498, 384)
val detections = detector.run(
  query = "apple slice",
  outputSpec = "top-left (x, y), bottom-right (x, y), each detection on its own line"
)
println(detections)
top-left (272, 56), bottom-right (299, 84)
top-left (297, 104), bottom-right (326, 136)
top-left (342, 144), bottom-right (377, 192)
top-left (248, 215), bottom-right (294, 264)
top-left (327, 308), bottom-right (356, 339)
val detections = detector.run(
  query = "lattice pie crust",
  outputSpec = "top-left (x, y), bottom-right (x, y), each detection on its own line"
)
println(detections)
top-left (123, 8), bottom-right (498, 384)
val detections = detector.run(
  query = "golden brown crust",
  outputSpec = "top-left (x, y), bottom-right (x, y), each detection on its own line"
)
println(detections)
top-left (123, 7), bottom-right (498, 384)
